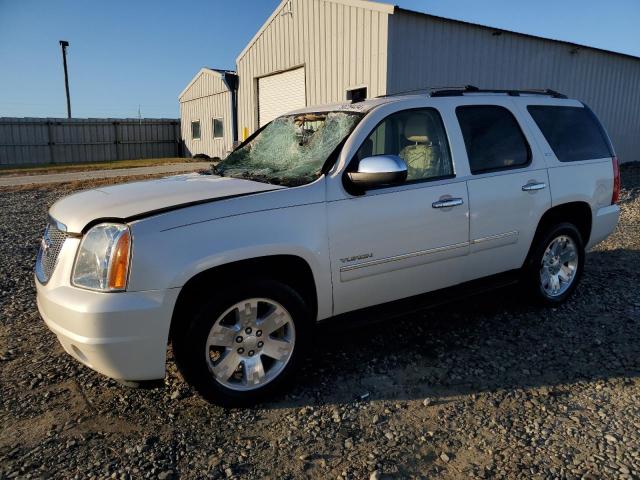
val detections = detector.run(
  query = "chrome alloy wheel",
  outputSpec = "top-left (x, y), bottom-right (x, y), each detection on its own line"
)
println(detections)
top-left (205, 298), bottom-right (296, 391)
top-left (539, 235), bottom-right (579, 297)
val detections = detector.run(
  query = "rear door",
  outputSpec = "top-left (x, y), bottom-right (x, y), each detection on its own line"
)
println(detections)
top-left (454, 100), bottom-right (551, 279)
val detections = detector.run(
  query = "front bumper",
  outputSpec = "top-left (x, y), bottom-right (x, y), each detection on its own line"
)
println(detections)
top-left (36, 278), bottom-right (180, 381)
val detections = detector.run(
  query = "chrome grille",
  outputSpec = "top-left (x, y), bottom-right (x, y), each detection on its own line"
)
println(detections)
top-left (35, 220), bottom-right (68, 284)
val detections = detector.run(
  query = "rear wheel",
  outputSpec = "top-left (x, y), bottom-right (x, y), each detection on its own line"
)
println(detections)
top-left (174, 279), bottom-right (311, 406)
top-left (525, 223), bottom-right (585, 305)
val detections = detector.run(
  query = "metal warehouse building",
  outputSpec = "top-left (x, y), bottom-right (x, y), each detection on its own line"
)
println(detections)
top-left (179, 68), bottom-right (238, 159)
top-left (182, 0), bottom-right (640, 163)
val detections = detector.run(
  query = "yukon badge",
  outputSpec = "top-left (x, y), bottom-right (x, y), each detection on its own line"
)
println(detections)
top-left (340, 253), bottom-right (373, 264)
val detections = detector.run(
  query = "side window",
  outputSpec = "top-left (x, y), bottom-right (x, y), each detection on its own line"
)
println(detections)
top-left (212, 118), bottom-right (224, 139)
top-left (456, 106), bottom-right (530, 174)
top-left (527, 106), bottom-right (612, 162)
top-left (355, 108), bottom-right (454, 182)
top-left (191, 121), bottom-right (201, 140)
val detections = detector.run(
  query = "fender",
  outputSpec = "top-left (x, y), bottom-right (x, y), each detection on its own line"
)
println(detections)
top-left (127, 201), bottom-right (334, 320)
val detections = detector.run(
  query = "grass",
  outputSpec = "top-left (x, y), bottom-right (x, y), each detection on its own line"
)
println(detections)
top-left (0, 157), bottom-right (195, 176)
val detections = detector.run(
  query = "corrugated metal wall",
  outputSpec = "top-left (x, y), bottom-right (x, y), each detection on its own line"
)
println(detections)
top-left (179, 70), bottom-right (234, 158)
top-left (388, 10), bottom-right (640, 163)
top-left (0, 118), bottom-right (181, 166)
top-left (236, 0), bottom-right (393, 134)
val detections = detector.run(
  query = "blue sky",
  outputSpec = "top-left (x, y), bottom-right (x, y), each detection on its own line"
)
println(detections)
top-left (0, 0), bottom-right (638, 118)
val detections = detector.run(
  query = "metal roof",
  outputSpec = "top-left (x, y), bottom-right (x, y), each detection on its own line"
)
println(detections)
top-left (178, 68), bottom-right (237, 100)
top-left (395, 6), bottom-right (640, 62)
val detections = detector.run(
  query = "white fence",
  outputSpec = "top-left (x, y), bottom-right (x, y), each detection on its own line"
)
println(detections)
top-left (0, 118), bottom-right (183, 166)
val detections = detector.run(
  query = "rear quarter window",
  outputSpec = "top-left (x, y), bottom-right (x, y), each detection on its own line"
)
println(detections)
top-left (527, 106), bottom-right (613, 162)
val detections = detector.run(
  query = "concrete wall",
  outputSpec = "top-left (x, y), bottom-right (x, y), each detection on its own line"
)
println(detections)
top-left (179, 69), bottom-right (234, 159)
top-left (388, 9), bottom-right (640, 163)
top-left (236, 0), bottom-right (394, 135)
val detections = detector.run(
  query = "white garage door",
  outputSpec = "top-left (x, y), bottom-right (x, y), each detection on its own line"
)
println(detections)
top-left (258, 67), bottom-right (306, 127)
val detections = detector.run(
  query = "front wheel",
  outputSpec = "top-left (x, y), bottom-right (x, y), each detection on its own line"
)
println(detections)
top-left (174, 279), bottom-right (311, 407)
top-left (524, 223), bottom-right (585, 305)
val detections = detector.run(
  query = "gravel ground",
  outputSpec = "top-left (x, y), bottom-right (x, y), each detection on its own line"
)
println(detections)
top-left (1, 167), bottom-right (639, 479)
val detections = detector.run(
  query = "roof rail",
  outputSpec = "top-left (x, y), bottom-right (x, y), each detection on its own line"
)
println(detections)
top-left (376, 86), bottom-right (467, 99)
top-left (429, 85), bottom-right (567, 99)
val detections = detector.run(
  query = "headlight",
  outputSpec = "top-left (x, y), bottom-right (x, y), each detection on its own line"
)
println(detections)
top-left (72, 223), bottom-right (131, 291)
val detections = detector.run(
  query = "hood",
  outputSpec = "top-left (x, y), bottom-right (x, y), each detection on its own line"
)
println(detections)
top-left (49, 173), bottom-right (283, 233)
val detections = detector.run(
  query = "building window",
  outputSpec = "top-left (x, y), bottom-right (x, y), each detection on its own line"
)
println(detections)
top-left (346, 87), bottom-right (367, 103)
top-left (191, 121), bottom-right (201, 140)
top-left (456, 106), bottom-right (530, 174)
top-left (212, 118), bottom-right (224, 139)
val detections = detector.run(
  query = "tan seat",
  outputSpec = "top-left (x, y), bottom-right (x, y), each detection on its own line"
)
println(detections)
top-left (399, 115), bottom-right (439, 179)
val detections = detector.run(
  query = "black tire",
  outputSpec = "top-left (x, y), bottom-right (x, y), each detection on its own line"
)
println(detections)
top-left (524, 222), bottom-right (585, 306)
top-left (174, 278), bottom-right (312, 407)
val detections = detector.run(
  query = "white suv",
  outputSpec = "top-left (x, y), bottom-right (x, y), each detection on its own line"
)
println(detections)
top-left (36, 87), bottom-right (621, 406)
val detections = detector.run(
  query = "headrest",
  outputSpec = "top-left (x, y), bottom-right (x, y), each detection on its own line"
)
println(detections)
top-left (404, 115), bottom-right (430, 143)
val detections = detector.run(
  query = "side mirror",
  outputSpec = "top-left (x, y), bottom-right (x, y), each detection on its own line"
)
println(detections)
top-left (347, 155), bottom-right (408, 190)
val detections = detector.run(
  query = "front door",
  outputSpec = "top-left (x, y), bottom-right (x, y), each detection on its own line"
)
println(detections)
top-left (327, 107), bottom-right (470, 315)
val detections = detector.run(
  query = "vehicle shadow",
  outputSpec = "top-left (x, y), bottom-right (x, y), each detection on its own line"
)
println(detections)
top-left (265, 247), bottom-right (640, 409)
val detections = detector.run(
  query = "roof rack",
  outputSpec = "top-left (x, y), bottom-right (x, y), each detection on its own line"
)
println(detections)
top-left (429, 85), bottom-right (567, 99)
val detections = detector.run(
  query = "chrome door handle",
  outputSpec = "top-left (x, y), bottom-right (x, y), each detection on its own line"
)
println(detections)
top-left (432, 198), bottom-right (464, 208)
top-left (522, 182), bottom-right (547, 192)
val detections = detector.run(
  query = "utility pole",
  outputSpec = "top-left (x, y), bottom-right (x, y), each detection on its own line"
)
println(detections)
top-left (59, 40), bottom-right (71, 118)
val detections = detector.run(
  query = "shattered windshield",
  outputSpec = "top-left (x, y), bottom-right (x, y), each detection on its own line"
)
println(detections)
top-left (215, 111), bottom-right (362, 187)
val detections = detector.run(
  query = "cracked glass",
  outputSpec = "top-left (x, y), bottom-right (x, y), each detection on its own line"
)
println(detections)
top-left (215, 111), bottom-right (362, 187)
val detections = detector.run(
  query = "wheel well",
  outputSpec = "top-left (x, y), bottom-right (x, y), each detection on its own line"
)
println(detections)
top-left (524, 201), bottom-right (592, 266)
top-left (169, 255), bottom-right (318, 343)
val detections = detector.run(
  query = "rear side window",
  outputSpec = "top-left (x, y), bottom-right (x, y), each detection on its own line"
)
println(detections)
top-left (456, 106), bottom-right (530, 174)
top-left (527, 106), bottom-right (613, 162)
